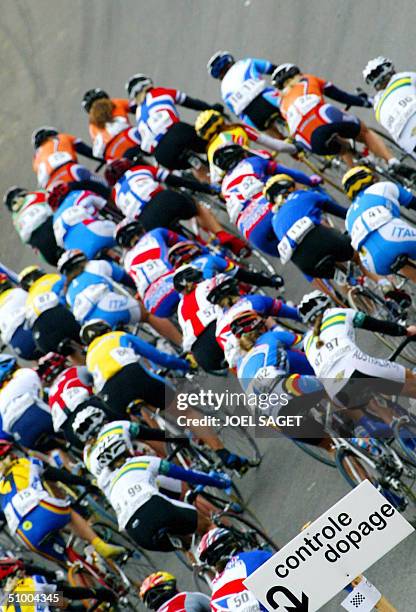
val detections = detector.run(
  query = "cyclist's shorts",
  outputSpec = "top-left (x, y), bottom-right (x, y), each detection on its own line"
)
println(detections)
top-left (143, 274), bottom-right (179, 317)
top-left (16, 502), bottom-right (71, 562)
top-left (10, 324), bottom-right (38, 360)
top-left (192, 321), bottom-right (225, 372)
top-left (310, 105), bottom-right (360, 155)
top-left (238, 204), bottom-right (277, 256)
top-left (125, 493), bottom-right (197, 552)
top-left (360, 219), bottom-right (416, 275)
top-left (139, 190), bottom-right (197, 231)
top-left (290, 225), bottom-right (354, 277)
top-left (154, 122), bottom-right (206, 170)
top-left (63, 221), bottom-right (116, 259)
top-left (243, 92), bottom-right (281, 131)
top-left (28, 216), bottom-right (61, 266)
top-left (33, 306), bottom-right (81, 354)
top-left (11, 403), bottom-right (54, 450)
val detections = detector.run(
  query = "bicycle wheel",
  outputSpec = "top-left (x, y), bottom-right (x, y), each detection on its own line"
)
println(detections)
top-left (292, 439), bottom-right (337, 468)
top-left (335, 448), bottom-right (383, 488)
top-left (214, 511), bottom-right (279, 552)
top-left (393, 419), bottom-right (416, 467)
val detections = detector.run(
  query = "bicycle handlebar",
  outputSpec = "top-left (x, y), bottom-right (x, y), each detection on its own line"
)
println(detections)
top-left (388, 335), bottom-right (416, 362)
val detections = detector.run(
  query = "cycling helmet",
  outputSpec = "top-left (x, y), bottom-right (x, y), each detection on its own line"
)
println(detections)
top-left (95, 433), bottom-right (129, 468)
top-left (125, 74), bottom-right (153, 99)
top-left (37, 352), bottom-right (68, 385)
top-left (72, 405), bottom-right (106, 442)
top-left (0, 440), bottom-right (14, 459)
top-left (207, 51), bottom-right (234, 79)
top-left (31, 126), bottom-right (58, 150)
top-left (0, 558), bottom-right (24, 586)
top-left (0, 354), bottom-right (17, 385)
top-left (195, 110), bottom-right (225, 140)
top-left (57, 249), bottom-right (87, 275)
top-left (363, 57), bottom-right (395, 89)
top-left (18, 265), bottom-right (45, 291)
top-left (167, 241), bottom-right (203, 268)
top-left (47, 182), bottom-right (71, 210)
top-left (197, 527), bottom-right (239, 565)
top-left (140, 572), bottom-right (177, 610)
top-left (172, 265), bottom-right (203, 292)
top-left (263, 174), bottom-right (296, 203)
top-left (213, 144), bottom-right (246, 172)
top-left (49, 366), bottom-right (93, 412)
top-left (0, 273), bottom-right (12, 295)
top-left (80, 319), bottom-right (112, 345)
top-left (207, 275), bottom-right (239, 305)
top-left (105, 158), bottom-right (134, 187)
top-left (114, 217), bottom-right (145, 248)
top-left (3, 186), bottom-right (27, 212)
top-left (82, 88), bottom-right (110, 113)
top-left (271, 63), bottom-right (301, 90)
top-left (342, 166), bottom-right (374, 199)
top-left (229, 310), bottom-right (264, 338)
top-left (298, 290), bottom-right (332, 324)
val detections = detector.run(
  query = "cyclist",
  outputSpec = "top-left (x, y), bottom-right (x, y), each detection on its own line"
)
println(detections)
top-left (79, 421), bottom-right (231, 552)
top-left (264, 174), bottom-right (353, 277)
top-left (300, 291), bottom-right (416, 409)
top-left (19, 265), bottom-right (81, 355)
top-left (0, 557), bottom-right (117, 611)
top-left (82, 87), bottom-right (142, 160)
top-left (0, 450), bottom-right (124, 563)
top-left (342, 166), bottom-right (416, 280)
top-left (3, 187), bottom-right (61, 266)
top-left (198, 527), bottom-right (272, 612)
top-left (140, 571), bottom-right (210, 612)
top-left (206, 52), bottom-right (282, 137)
top-left (50, 185), bottom-right (116, 259)
top-left (271, 63), bottom-right (414, 176)
top-left (363, 57), bottom-right (416, 159)
top-left (0, 274), bottom-right (38, 360)
top-left (206, 275), bottom-right (299, 368)
top-left (125, 73), bottom-right (223, 180)
top-left (31, 126), bottom-right (105, 190)
top-left (111, 159), bottom-right (247, 255)
top-left (213, 144), bottom-right (322, 255)
top-left (195, 109), bottom-right (299, 183)
top-left (58, 249), bottom-right (181, 344)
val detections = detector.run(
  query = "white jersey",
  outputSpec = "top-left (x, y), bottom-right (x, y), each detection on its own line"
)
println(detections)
top-left (124, 234), bottom-right (171, 297)
top-left (0, 368), bottom-right (49, 433)
top-left (177, 280), bottom-right (219, 352)
top-left (0, 288), bottom-right (27, 344)
top-left (221, 160), bottom-right (265, 225)
top-left (13, 193), bottom-right (52, 243)
top-left (374, 72), bottom-right (416, 140)
top-left (221, 60), bottom-right (267, 116)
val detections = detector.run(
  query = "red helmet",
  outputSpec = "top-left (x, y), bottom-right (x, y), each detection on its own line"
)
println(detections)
top-left (197, 527), bottom-right (239, 565)
top-left (0, 273), bottom-right (12, 295)
top-left (36, 352), bottom-right (68, 385)
top-left (105, 158), bottom-right (134, 187)
top-left (0, 439), bottom-right (13, 458)
top-left (229, 310), bottom-right (265, 338)
top-left (47, 182), bottom-right (71, 210)
top-left (0, 558), bottom-right (24, 585)
top-left (167, 241), bottom-right (203, 268)
top-left (48, 366), bottom-right (93, 413)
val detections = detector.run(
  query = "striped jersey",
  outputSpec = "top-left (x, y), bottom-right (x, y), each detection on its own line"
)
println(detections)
top-left (373, 72), bottom-right (416, 140)
top-left (135, 87), bottom-right (186, 153)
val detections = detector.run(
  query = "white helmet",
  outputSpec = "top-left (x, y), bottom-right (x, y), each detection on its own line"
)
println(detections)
top-left (363, 57), bottom-right (395, 89)
top-left (95, 433), bottom-right (129, 468)
top-left (125, 73), bottom-right (153, 99)
top-left (72, 405), bottom-right (106, 442)
top-left (298, 291), bottom-right (332, 324)
top-left (57, 249), bottom-right (87, 275)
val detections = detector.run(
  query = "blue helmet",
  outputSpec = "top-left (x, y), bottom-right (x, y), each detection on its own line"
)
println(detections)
top-left (207, 51), bottom-right (234, 79)
top-left (0, 354), bottom-right (17, 384)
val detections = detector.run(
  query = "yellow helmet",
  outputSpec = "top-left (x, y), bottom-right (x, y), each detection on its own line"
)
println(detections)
top-left (342, 166), bottom-right (374, 199)
top-left (263, 174), bottom-right (296, 204)
top-left (18, 265), bottom-right (45, 291)
top-left (195, 109), bottom-right (225, 140)
top-left (140, 571), bottom-right (177, 609)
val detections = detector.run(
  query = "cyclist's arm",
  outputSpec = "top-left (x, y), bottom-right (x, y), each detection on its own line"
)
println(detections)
top-left (395, 184), bottom-right (416, 209)
top-left (353, 311), bottom-right (407, 336)
top-left (64, 180), bottom-right (111, 200)
top-left (254, 131), bottom-right (297, 154)
top-left (161, 228), bottom-right (188, 247)
top-left (124, 333), bottom-right (189, 371)
top-left (323, 83), bottom-right (370, 107)
top-left (180, 93), bottom-right (219, 112)
top-left (105, 260), bottom-right (136, 288)
top-left (202, 255), bottom-right (231, 278)
top-left (74, 139), bottom-right (102, 161)
top-left (318, 194), bottom-right (348, 219)
top-left (43, 465), bottom-right (92, 488)
top-left (251, 58), bottom-right (277, 75)
top-left (164, 173), bottom-right (215, 194)
top-left (159, 459), bottom-right (229, 488)
top-left (269, 162), bottom-right (315, 186)
top-left (183, 592), bottom-right (211, 612)
top-left (129, 422), bottom-right (168, 442)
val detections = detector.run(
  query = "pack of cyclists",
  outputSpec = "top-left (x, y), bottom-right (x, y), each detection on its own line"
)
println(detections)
top-left (2, 50), bottom-right (416, 611)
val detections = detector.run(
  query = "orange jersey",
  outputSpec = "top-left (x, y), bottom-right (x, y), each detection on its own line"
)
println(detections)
top-left (33, 133), bottom-right (78, 187)
top-left (280, 74), bottom-right (328, 143)
top-left (89, 98), bottom-right (137, 160)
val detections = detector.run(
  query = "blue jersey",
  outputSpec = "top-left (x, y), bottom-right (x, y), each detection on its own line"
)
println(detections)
top-left (66, 260), bottom-right (128, 310)
top-left (346, 181), bottom-right (414, 250)
top-left (191, 253), bottom-right (233, 279)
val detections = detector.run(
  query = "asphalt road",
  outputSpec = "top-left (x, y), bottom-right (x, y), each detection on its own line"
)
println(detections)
top-left (2, 1), bottom-right (416, 610)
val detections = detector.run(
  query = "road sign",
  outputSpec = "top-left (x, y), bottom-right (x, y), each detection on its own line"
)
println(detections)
top-left (244, 480), bottom-right (414, 612)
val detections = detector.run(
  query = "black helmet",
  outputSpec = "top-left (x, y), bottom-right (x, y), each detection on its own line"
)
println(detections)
top-left (271, 63), bottom-right (301, 90)
top-left (3, 186), bottom-right (27, 212)
top-left (18, 265), bottom-right (45, 291)
top-left (197, 527), bottom-right (240, 566)
top-left (31, 126), bottom-right (58, 150)
top-left (167, 241), bottom-right (203, 268)
top-left (125, 74), bottom-right (153, 99)
top-left (140, 572), bottom-right (178, 611)
top-left (173, 265), bottom-right (203, 292)
top-left (57, 249), bottom-right (87, 276)
top-left (114, 218), bottom-right (145, 248)
top-left (213, 144), bottom-right (246, 172)
top-left (82, 88), bottom-right (110, 113)
top-left (207, 276), bottom-right (239, 305)
top-left (80, 319), bottom-right (112, 345)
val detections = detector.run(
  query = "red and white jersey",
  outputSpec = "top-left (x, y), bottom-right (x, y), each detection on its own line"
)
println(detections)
top-left (135, 87), bottom-right (186, 153)
top-left (48, 366), bottom-right (93, 431)
top-left (13, 191), bottom-right (52, 243)
top-left (113, 164), bottom-right (169, 218)
top-left (221, 160), bottom-right (266, 225)
top-left (123, 232), bottom-right (172, 297)
top-left (158, 592), bottom-right (211, 612)
top-left (177, 280), bottom-right (219, 352)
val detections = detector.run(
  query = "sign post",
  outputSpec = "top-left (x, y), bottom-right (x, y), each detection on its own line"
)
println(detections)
top-left (244, 481), bottom-right (414, 611)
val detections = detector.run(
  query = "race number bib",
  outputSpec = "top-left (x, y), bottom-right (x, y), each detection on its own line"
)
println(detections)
top-left (131, 176), bottom-right (158, 201)
top-left (229, 79), bottom-right (266, 115)
top-left (47, 151), bottom-right (72, 169)
top-left (238, 176), bottom-right (263, 200)
top-left (61, 206), bottom-right (90, 227)
top-left (133, 259), bottom-right (168, 296)
top-left (227, 591), bottom-right (261, 612)
top-left (12, 487), bottom-right (42, 518)
top-left (32, 291), bottom-right (59, 315)
top-left (109, 346), bottom-right (138, 367)
top-left (286, 216), bottom-right (315, 243)
top-left (17, 205), bottom-right (51, 242)
top-left (277, 236), bottom-right (294, 264)
top-left (350, 207), bottom-right (392, 249)
top-left (4, 503), bottom-right (19, 533)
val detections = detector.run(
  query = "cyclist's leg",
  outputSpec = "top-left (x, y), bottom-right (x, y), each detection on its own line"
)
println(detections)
top-left (290, 225), bottom-right (354, 277)
top-left (33, 306), bottom-right (81, 354)
top-left (16, 503), bottom-right (71, 563)
top-left (28, 216), bottom-right (61, 266)
top-left (191, 321), bottom-right (225, 371)
top-left (140, 189), bottom-right (198, 231)
top-left (153, 122), bottom-right (209, 181)
top-left (360, 220), bottom-right (416, 277)
top-left (242, 91), bottom-right (284, 138)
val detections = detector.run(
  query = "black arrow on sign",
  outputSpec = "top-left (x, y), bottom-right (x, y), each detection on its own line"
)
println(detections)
top-left (266, 585), bottom-right (309, 612)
